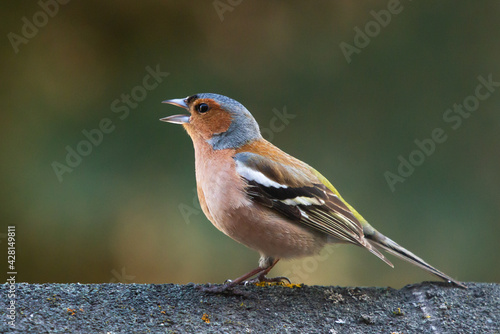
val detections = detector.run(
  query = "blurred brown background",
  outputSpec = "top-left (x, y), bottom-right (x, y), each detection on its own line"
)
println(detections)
top-left (1, 1), bottom-right (499, 287)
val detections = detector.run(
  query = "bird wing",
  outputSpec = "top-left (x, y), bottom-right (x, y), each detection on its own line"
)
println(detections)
top-left (233, 151), bottom-right (392, 266)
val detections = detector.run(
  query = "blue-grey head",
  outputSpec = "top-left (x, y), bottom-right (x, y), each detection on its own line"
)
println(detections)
top-left (161, 93), bottom-right (262, 150)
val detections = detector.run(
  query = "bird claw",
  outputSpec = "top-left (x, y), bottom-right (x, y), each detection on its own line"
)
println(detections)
top-left (245, 275), bottom-right (292, 286)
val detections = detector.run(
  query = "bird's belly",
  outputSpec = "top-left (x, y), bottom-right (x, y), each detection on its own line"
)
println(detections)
top-left (212, 203), bottom-right (327, 259)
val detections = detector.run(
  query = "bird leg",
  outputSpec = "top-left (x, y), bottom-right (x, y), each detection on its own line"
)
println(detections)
top-left (244, 258), bottom-right (291, 285)
top-left (198, 257), bottom-right (290, 293)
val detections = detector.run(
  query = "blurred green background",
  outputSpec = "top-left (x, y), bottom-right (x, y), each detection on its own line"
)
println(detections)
top-left (1, 1), bottom-right (499, 288)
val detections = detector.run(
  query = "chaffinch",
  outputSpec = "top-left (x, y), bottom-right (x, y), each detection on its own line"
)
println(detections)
top-left (161, 93), bottom-right (465, 291)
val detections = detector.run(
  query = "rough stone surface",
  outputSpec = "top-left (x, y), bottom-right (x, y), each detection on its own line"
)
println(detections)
top-left (0, 282), bottom-right (498, 333)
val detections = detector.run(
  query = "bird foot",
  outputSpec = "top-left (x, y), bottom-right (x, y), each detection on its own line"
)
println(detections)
top-left (245, 275), bottom-right (291, 286)
top-left (195, 259), bottom-right (288, 293)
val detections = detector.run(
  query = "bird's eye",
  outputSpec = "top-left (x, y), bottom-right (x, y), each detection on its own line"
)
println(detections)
top-left (197, 103), bottom-right (209, 113)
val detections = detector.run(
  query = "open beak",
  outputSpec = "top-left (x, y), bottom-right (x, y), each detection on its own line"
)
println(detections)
top-left (160, 98), bottom-right (190, 124)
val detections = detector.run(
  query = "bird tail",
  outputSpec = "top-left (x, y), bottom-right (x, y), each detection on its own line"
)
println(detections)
top-left (364, 229), bottom-right (466, 289)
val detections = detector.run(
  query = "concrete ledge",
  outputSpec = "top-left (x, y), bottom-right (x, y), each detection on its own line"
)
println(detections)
top-left (1, 282), bottom-right (498, 333)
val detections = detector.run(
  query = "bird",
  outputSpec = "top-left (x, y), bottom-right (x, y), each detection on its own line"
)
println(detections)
top-left (160, 93), bottom-right (465, 291)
